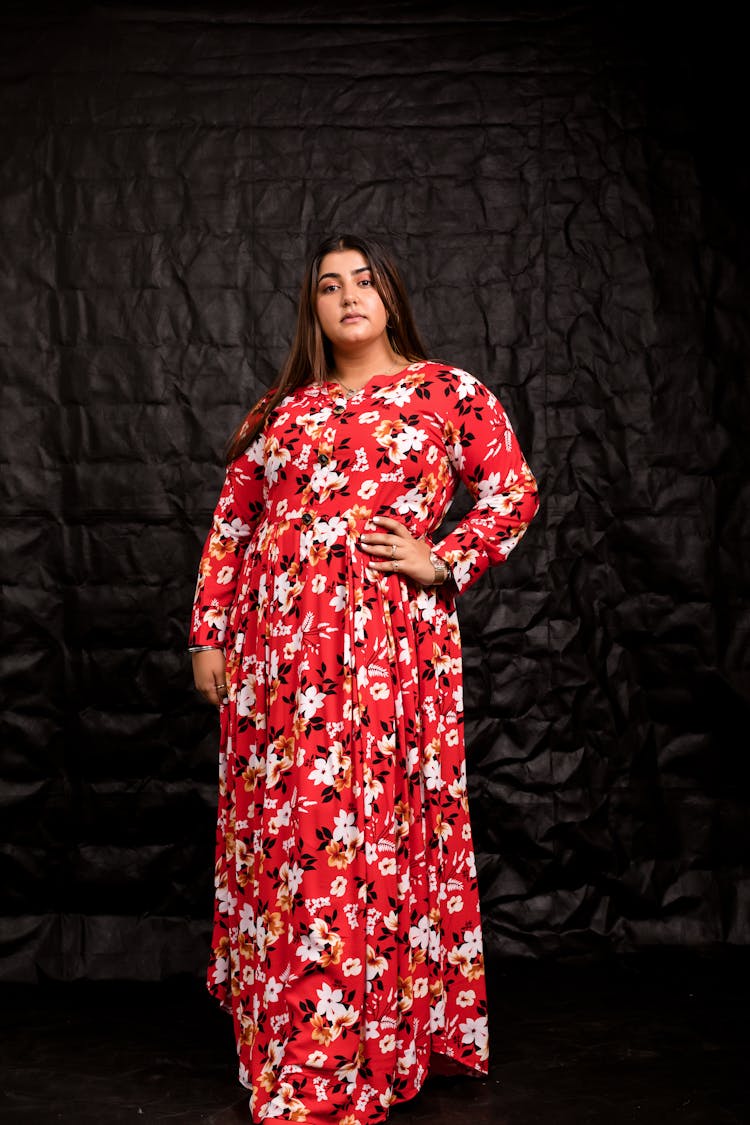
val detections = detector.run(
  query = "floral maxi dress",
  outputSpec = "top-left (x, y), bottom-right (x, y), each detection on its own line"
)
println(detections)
top-left (189, 361), bottom-right (539, 1124)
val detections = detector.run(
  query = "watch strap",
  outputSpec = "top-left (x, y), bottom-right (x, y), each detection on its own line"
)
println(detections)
top-left (428, 550), bottom-right (449, 585)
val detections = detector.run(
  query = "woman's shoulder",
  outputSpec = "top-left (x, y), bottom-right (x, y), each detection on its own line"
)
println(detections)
top-left (410, 359), bottom-right (488, 393)
top-left (412, 359), bottom-right (479, 381)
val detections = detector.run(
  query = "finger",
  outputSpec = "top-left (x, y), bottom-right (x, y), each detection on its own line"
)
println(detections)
top-left (363, 540), bottom-right (402, 555)
top-left (360, 529), bottom-right (412, 549)
top-left (372, 516), bottom-right (407, 536)
top-left (370, 557), bottom-right (404, 571)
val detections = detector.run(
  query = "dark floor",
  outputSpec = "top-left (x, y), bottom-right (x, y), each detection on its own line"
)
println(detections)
top-left (0, 951), bottom-right (747, 1124)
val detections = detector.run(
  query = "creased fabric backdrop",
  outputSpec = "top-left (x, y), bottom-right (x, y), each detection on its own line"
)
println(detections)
top-left (1, 0), bottom-right (748, 982)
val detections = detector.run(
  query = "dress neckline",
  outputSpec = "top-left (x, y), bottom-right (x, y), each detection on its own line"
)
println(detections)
top-left (321, 363), bottom-right (415, 399)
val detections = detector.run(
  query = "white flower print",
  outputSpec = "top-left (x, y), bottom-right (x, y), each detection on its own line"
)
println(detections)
top-left (453, 367), bottom-right (478, 399)
top-left (297, 930), bottom-right (325, 964)
top-left (264, 977), bottom-right (283, 1004)
top-left (409, 916), bottom-right (430, 951)
top-left (216, 885), bottom-right (237, 916)
top-left (316, 982), bottom-right (345, 1020)
top-left (374, 420), bottom-right (428, 464)
top-left (239, 903), bottom-right (256, 936)
top-left (270, 800), bottom-right (292, 829)
top-left (460, 1015), bottom-right (489, 1052)
top-left (332, 809), bottom-right (363, 848)
top-left (366, 946), bottom-right (387, 979)
top-left (330, 584), bottom-right (347, 611)
top-left (218, 516), bottom-right (252, 541)
top-left (236, 678), bottom-right (257, 718)
top-left (358, 479), bottom-right (379, 499)
top-left (309, 462), bottom-right (347, 498)
top-left (428, 995), bottom-right (446, 1033)
top-left (264, 437), bottom-right (292, 484)
top-left (392, 479), bottom-right (435, 521)
top-left (273, 570), bottom-right (302, 613)
top-left (476, 492), bottom-right (514, 516)
top-left (352, 599), bottom-right (373, 645)
top-left (314, 515), bottom-right (349, 547)
top-left (375, 382), bottom-right (417, 408)
top-left (309, 754), bottom-right (336, 788)
top-left (202, 607), bottom-right (226, 640)
top-left (297, 685), bottom-right (325, 720)
top-left (414, 586), bottom-right (437, 621)
top-left (279, 860), bottom-right (303, 898)
top-left (459, 925), bottom-right (483, 960)
top-left (476, 471), bottom-right (502, 499)
top-left (448, 557), bottom-right (474, 588)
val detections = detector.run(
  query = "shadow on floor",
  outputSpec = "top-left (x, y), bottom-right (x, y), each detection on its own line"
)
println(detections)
top-left (0, 949), bottom-right (747, 1124)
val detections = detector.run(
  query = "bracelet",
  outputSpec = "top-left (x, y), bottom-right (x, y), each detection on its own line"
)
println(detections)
top-left (188, 644), bottom-right (221, 654)
top-left (428, 550), bottom-right (450, 585)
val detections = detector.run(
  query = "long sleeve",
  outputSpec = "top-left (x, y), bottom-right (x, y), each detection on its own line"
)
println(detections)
top-left (188, 427), bottom-right (267, 648)
top-left (429, 367), bottom-right (539, 595)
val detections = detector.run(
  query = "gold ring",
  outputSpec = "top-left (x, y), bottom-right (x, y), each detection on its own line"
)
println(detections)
top-left (393, 560), bottom-right (399, 571)
top-left (391, 543), bottom-right (396, 557)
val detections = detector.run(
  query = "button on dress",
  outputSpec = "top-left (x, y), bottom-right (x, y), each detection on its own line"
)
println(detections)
top-left (189, 361), bottom-right (539, 1123)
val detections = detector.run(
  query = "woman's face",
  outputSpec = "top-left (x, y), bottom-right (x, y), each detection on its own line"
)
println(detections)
top-left (314, 248), bottom-right (389, 352)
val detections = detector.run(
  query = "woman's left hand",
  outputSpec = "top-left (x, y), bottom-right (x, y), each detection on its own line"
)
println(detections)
top-left (358, 515), bottom-right (437, 586)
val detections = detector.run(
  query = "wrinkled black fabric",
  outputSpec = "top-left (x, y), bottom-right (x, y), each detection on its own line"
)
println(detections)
top-left (0, 1), bottom-right (748, 982)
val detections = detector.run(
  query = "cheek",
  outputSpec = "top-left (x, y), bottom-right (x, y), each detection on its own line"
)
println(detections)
top-left (315, 301), bottom-right (335, 334)
top-left (368, 294), bottom-right (388, 325)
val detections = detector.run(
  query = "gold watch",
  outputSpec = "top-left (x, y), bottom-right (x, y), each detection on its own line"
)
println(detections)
top-left (429, 550), bottom-right (449, 584)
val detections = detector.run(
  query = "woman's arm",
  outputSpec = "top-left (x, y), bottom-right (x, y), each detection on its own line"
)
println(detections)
top-left (429, 367), bottom-right (539, 594)
top-left (188, 429), bottom-right (267, 649)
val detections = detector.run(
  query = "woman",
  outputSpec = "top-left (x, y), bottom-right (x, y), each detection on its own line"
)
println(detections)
top-left (188, 234), bottom-right (539, 1123)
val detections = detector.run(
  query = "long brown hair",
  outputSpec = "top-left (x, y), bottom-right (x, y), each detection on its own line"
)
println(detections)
top-left (225, 234), bottom-right (429, 463)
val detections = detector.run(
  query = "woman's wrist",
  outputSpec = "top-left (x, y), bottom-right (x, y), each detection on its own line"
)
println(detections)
top-left (428, 550), bottom-right (451, 585)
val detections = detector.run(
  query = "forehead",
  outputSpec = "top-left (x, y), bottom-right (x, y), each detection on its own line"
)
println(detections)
top-left (317, 248), bottom-right (370, 278)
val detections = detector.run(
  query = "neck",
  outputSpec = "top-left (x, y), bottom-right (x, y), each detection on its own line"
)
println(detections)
top-left (330, 341), bottom-right (402, 386)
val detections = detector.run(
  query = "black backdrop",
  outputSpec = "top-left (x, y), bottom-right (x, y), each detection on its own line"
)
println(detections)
top-left (1, 1), bottom-right (748, 983)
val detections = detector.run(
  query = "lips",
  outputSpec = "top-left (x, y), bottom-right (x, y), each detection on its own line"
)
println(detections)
top-left (341, 313), bottom-right (364, 323)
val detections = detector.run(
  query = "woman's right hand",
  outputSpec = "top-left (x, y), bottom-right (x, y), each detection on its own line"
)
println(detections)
top-left (192, 648), bottom-right (228, 708)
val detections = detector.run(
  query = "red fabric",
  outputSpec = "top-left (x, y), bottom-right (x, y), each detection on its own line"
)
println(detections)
top-left (189, 361), bottom-right (539, 1122)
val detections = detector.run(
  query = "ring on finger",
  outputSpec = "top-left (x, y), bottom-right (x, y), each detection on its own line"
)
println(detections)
top-left (391, 543), bottom-right (396, 557)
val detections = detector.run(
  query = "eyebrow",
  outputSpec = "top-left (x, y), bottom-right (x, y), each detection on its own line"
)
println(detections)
top-left (317, 266), bottom-right (372, 283)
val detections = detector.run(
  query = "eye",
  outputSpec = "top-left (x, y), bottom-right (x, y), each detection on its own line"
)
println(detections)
top-left (359, 278), bottom-right (373, 287)
top-left (320, 283), bottom-right (338, 295)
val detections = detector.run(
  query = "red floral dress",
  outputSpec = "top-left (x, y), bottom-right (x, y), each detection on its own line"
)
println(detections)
top-left (189, 361), bottom-right (539, 1124)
